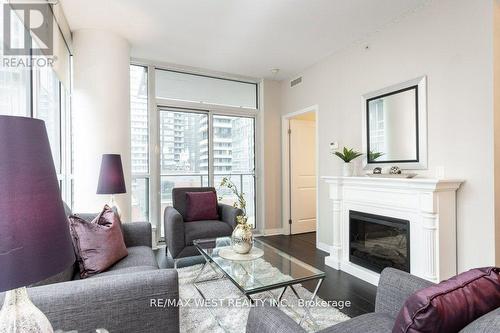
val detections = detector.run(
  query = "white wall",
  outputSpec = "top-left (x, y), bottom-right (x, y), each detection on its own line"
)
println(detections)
top-left (72, 29), bottom-right (131, 220)
top-left (494, 0), bottom-right (500, 265)
top-left (280, 0), bottom-right (496, 271)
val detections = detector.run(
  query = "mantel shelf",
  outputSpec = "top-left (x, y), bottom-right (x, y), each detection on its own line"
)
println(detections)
top-left (321, 176), bottom-right (463, 191)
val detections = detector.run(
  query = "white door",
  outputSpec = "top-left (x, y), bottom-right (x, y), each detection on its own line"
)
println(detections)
top-left (289, 119), bottom-right (316, 234)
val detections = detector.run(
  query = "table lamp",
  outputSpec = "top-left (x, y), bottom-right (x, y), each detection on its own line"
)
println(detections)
top-left (0, 116), bottom-right (76, 332)
top-left (96, 154), bottom-right (126, 218)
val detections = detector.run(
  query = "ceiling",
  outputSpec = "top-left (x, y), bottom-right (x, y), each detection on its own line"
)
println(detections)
top-left (60, 0), bottom-right (428, 80)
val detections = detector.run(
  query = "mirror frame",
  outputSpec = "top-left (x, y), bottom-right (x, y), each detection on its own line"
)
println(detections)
top-left (361, 76), bottom-right (427, 170)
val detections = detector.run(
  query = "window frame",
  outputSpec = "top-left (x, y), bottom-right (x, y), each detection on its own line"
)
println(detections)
top-left (130, 60), bottom-right (261, 243)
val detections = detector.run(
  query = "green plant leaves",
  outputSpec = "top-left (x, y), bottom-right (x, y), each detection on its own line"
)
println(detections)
top-left (333, 147), bottom-right (363, 162)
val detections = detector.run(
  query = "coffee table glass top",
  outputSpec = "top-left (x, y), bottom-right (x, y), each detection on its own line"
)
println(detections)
top-left (193, 237), bottom-right (325, 294)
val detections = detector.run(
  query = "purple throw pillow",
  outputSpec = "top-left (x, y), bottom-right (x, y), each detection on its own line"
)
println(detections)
top-left (185, 191), bottom-right (219, 222)
top-left (69, 205), bottom-right (128, 278)
top-left (392, 267), bottom-right (500, 333)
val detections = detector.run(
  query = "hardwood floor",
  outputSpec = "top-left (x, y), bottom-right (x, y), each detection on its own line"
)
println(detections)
top-left (257, 232), bottom-right (377, 318)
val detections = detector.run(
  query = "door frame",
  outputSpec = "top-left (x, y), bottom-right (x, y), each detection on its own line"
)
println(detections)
top-left (281, 105), bottom-right (319, 239)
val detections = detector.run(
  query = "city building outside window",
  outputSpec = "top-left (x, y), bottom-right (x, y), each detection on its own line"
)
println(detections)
top-left (130, 65), bottom-right (150, 222)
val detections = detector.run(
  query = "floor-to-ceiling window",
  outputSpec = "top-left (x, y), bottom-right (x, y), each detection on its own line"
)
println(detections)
top-left (0, 4), bottom-right (72, 205)
top-left (213, 115), bottom-right (255, 227)
top-left (130, 64), bottom-right (258, 236)
top-left (130, 65), bottom-right (150, 222)
top-left (159, 109), bottom-right (209, 235)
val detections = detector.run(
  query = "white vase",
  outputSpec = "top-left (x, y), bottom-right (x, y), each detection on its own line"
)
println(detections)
top-left (343, 162), bottom-right (354, 177)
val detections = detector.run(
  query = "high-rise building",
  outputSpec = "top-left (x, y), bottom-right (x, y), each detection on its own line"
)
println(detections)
top-left (130, 66), bottom-right (148, 174)
top-left (200, 116), bottom-right (233, 174)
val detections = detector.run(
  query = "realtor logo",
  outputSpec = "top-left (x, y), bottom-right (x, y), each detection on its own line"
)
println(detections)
top-left (3, 3), bottom-right (53, 56)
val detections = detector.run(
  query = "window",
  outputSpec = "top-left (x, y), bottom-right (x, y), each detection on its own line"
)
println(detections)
top-left (159, 110), bottom-right (209, 234)
top-left (0, 5), bottom-right (30, 117)
top-left (0, 5), bottom-right (72, 206)
top-left (130, 65), bottom-right (150, 222)
top-left (131, 65), bottom-right (258, 235)
top-left (33, 64), bottom-right (62, 173)
top-left (213, 115), bottom-right (255, 227)
top-left (155, 69), bottom-right (258, 109)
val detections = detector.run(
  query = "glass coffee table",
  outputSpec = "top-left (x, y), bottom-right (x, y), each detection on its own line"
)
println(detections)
top-left (192, 237), bottom-right (325, 327)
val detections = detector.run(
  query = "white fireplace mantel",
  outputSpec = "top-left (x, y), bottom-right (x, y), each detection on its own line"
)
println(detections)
top-left (321, 176), bottom-right (463, 285)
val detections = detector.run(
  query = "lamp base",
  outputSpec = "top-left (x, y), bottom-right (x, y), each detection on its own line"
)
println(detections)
top-left (108, 194), bottom-right (122, 219)
top-left (0, 287), bottom-right (54, 333)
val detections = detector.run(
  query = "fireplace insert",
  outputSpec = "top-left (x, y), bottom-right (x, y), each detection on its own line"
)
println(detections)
top-left (349, 210), bottom-right (410, 273)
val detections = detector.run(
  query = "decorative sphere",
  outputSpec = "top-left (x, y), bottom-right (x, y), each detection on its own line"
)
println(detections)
top-left (389, 166), bottom-right (402, 174)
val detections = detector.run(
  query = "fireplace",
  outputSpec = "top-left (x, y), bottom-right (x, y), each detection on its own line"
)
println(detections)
top-left (349, 211), bottom-right (410, 274)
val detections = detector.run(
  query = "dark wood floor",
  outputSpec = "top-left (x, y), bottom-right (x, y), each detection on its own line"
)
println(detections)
top-left (257, 232), bottom-right (377, 317)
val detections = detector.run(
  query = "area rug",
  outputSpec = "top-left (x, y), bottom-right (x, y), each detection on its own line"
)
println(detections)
top-left (177, 261), bottom-right (350, 333)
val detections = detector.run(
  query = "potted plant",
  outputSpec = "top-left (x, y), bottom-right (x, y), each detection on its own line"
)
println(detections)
top-left (333, 147), bottom-right (363, 176)
top-left (219, 177), bottom-right (253, 254)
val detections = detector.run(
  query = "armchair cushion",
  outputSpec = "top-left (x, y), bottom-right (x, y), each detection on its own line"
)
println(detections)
top-left (184, 220), bottom-right (233, 245)
top-left (172, 187), bottom-right (217, 220)
top-left (185, 191), bottom-right (219, 221)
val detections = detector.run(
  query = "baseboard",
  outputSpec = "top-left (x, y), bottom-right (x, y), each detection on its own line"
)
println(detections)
top-left (317, 242), bottom-right (331, 253)
top-left (324, 255), bottom-right (341, 270)
top-left (340, 261), bottom-right (380, 286)
top-left (262, 228), bottom-right (284, 236)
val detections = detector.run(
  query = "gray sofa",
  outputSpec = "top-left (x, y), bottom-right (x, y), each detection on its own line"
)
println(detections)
top-left (246, 268), bottom-right (500, 333)
top-left (164, 187), bottom-right (242, 266)
top-left (0, 210), bottom-right (180, 333)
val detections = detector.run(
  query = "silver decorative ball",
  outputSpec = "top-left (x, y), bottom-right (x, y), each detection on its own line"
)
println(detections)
top-left (389, 166), bottom-right (402, 174)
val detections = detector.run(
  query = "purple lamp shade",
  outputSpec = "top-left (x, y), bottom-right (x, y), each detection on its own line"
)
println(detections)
top-left (0, 116), bottom-right (75, 292)
top-left (96, 154), bottom-right (126, 194)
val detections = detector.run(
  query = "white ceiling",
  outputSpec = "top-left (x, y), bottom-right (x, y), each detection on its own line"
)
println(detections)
top-left (60, 0), bottom-right (427, 80)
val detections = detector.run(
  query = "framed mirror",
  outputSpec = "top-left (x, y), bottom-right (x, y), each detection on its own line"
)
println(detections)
top-left (362, 76), bottom-right (427, 170)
